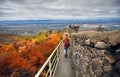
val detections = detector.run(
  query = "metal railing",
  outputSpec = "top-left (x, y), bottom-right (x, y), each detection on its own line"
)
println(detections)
top-left (35, 40), bottom-right (63, 77)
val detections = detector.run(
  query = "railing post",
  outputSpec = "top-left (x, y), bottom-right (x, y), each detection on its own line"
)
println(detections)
top-left (57, 45), bottom-right (60, 60)
top-left (49, 59), bottom-right (52, 77)
top-left (58, 44), bottom-right (60, 57)
top-left (60, 41), bottom-right (63, 55)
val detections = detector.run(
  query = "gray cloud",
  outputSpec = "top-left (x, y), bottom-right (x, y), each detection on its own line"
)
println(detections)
top-left (0, 0), bottom-right (120, 20)
top-left (113, 0), bottom-right (120, 6)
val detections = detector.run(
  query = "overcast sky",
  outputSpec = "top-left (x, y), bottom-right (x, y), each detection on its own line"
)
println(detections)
top-left (0, 0), bottom-right (120, 20)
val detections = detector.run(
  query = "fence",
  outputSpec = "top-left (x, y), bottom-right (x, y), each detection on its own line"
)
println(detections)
top-left (35, 40), bottom-right (63, 77)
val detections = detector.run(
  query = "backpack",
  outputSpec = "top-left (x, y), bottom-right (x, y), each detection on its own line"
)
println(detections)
top-left (64, 42), bottom-right (70, 48)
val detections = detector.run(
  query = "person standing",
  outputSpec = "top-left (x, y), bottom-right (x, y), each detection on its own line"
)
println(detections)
top-left (63, 33), bottom-right (70, 58)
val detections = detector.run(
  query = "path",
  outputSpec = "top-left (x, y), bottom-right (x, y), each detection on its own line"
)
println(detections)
top-left (54, 46), bottom-right (74, 77)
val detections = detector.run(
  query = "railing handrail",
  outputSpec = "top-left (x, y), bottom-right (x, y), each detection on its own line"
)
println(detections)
top-left (35, 40), bottom-right (63, 77)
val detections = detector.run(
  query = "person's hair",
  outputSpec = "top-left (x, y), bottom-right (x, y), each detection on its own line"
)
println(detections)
top-left (65, 34), bottom-right (68, 36)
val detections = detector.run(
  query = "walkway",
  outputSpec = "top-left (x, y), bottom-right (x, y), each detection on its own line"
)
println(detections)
top-left (54, 47), bottom-right (74, 77)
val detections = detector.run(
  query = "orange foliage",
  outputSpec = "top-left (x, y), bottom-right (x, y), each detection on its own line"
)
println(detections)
top-left (48, 34), bottom-right (61, 45)
top-left (20, 45), bottom-right (46, 66)
top-left (0, 51), bottom-right (36, 77)
top-left (0, 44), bottom-right (16, 52)
top-left (0, 32), bottom-right (62, 77)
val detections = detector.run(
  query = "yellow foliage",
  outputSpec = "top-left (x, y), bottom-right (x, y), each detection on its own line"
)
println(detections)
top-left (36, 32), bottom-right (46, 43)
top-left (57, 31), bottom-right (63, 40)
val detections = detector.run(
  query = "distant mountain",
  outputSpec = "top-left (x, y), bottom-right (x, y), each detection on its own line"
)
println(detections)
top-left (0, 18), bottom-right (120, 24)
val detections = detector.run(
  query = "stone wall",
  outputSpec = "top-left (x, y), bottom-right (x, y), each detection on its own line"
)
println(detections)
top-left (70, 35), bottom-right (120, 77)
